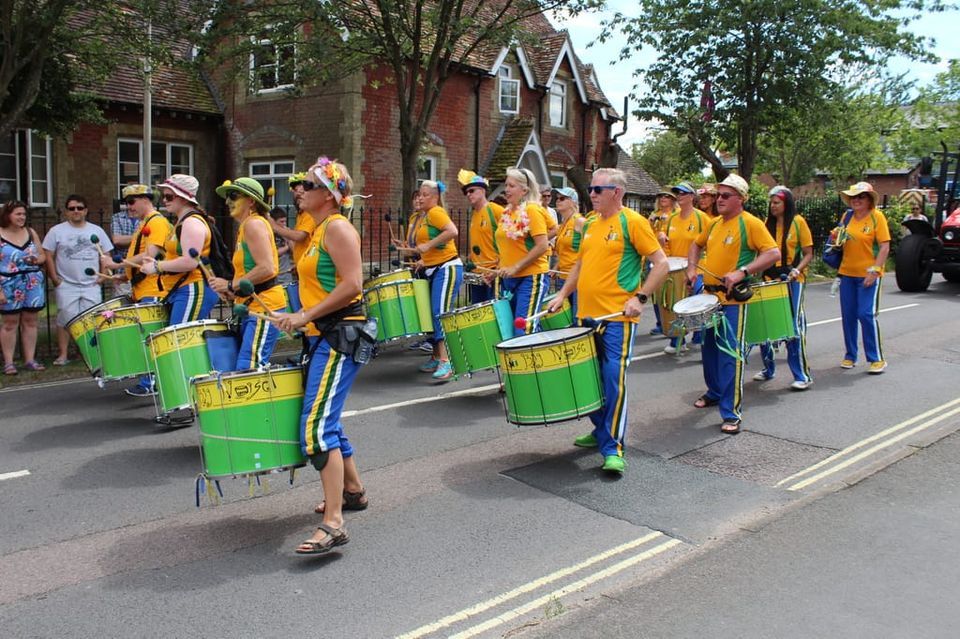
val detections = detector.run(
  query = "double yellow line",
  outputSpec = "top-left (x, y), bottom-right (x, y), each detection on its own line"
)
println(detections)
top-left (777, 397), bottom-right (960, 492)
top-left (396, 532), bottom-right (682, 639)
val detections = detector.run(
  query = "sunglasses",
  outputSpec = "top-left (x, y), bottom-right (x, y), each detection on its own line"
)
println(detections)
top-left (162, 193), bottom-right (176, 202)
top-left (556, 196), bottom-right (569, 202)
top-left (226, 192), bottom-right (242, 202)
top-left (589, 185), bottom-right (618, 194)
top-left (716, 192), bottom-right (739, 200)
top-left (851, 193), bottom-right (871, 200)
top-left (465, 187), bottom-right (481, 195)
top-left (66, 205), bottom-right (86, 211)
top-left (123, 197), bottom-right (142, 206)
top-left (288, 181), bottom-right (303, 189)
top-left (301, 180), bottom-right (320, 191)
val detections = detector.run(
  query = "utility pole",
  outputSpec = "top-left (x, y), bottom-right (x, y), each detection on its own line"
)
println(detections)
top-left (143, 18), bottom-right (153, 185)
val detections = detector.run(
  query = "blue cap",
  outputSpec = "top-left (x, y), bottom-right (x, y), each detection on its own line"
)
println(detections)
top-left (552, 186), bottom-right (579, 203)
top-left (671, 181), bottom-right (696, 195)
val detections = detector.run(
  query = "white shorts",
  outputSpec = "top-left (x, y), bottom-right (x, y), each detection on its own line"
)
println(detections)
top-left (56, 284), bottom-right (103, 327)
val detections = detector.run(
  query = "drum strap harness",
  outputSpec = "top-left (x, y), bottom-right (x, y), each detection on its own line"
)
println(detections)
top-left (130, 213), bottom-right (162, 288)
top-left (302, 301), bottom-right (378, 371)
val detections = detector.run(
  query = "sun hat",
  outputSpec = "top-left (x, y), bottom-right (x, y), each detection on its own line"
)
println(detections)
top-left (697, 183), bottom-right (718, 196)
top-left (718, 174), bottom-right (750, 199)
top-left (552, 186), bottom-right (579, 203)
top-left (671, 181), bottom-right (696, 196)
top-left (457, 169), bottom-right (489, 193)
top-left (656, 190), bottom-right (677, 200)
top-left (840, 181), bottom-right (878, 206)
top-left (215, 177), bottom-right (269, 210)
top-left (121, 184), bottom-right (153, 199)
top-left (288, 172), bottom-right (307, 187)
top-left (156, 174), bottom-right (199, 205)
top-left (310, 156), bottom-right (353, 208)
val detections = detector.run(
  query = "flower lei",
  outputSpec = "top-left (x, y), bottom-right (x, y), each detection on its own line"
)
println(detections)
top-left (500, 205), bottom-right (530, 240)
top-left (313, 156), bottom-right (354, 209)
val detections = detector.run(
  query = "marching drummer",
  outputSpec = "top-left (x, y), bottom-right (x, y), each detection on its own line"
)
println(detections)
top-left (548, 168), bottom-right (668, 475)
top-left (208, 178), bottom-right (287, 370)
top-left (658, 181), bottom-right (708, 355)
top-left (551, 186), bottom-right (585, 318)
top-left (492, 167), bottom-right (556, 336)
top-left (140, 174), bottom-right (218, 325)
top-left (460, 169), bottom-right (502, 304)
top-left (751, 186), bottom-right (814, 390)
top-left (648, 190), bottom-right (678, 337)
top-left (274, 157), bottom-right (369, 555)
top-left (104, 184), bottom-right (175, 396)
top-left (686, 174), bottom-right (779, 434)
top-left (395, 180), bottom-right (463, 382)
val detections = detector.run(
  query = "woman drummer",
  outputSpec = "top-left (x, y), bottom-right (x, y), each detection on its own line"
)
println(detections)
top-left (696, 183), bottom-right (719, 219)
top-left (140, 174), bottom-right (217, 324)
top-left (551, 186), bottom-right (584, 318)
top-left (492, 167), bottom-right (555, 336)
top-left (396, 180), bottom-right (463, 382)
top-left (209, 178), bottom-right (287, 370)
top-left (275, 157), bottom-right (369, 555)
top-left (658, 182), bottom-right (708, 354)
top-left (648, 190), bottom-right (679, 336)
top-left (750, 186), bottom-right (814, 389)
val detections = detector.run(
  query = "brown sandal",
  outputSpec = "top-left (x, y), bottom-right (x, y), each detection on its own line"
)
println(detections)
top-left (314, 489), bottom-right (369, 514)
top-left (721, 419), bottom-right (741, 434)
top-left (693, 394), bottom-right (719, 409)
top-left (295, 523), bottom-right (349, 555)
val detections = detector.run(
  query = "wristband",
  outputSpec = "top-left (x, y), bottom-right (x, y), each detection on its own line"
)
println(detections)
top-left (227, 281), bottom-right (234, 293)
top-left (866, 265), bottom-right (881, 274)
top-left (156, 262), bottom-right (164, 275)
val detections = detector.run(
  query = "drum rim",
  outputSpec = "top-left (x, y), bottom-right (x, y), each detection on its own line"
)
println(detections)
top-left (496, 325), bottom-right (593, 349)
top-left (666, 256), bottom-right (689, 270)
top-left (200, 462), bottom-right (307, 481)
top-left (363, 278), bottom-right (418, 294)
top-left (673, 293), bottom-right (720, 313)
top-left (190, 364), bottom-right (302, 385)
top-left (145, 319), bottom-right (230, 343)
top-left (64, 295), bottom-right (131, 329)
top-left (439, 299), bottom-right (499, 317)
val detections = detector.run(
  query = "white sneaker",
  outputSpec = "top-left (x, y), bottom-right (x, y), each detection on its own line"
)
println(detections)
top-left (752, 371), bottom-right (772, 381)
top-left (663, 343), bottom-right (688, 355)
top-left (790, 380), bottom-right (813, 391)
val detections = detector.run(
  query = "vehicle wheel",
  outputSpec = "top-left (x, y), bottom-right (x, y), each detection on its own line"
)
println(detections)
top-left (895, 234), bottom-right (932, 292)
top-left (943, 270), bottom-right (960, 284)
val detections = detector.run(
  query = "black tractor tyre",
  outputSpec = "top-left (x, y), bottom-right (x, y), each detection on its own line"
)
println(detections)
top-left (895, 233), bottom-right (933, 292)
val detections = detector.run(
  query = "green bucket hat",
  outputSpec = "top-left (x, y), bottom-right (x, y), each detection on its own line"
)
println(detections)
top-left (216, 177), bottom-right (269, 210)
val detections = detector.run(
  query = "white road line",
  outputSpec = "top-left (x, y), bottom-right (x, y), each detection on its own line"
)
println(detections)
top-left (396, 532), bottom-right (670, 639)
top-left (0, 469), bottom-right (31, 481)
top-left (0, 377), bottom-right (90, 394)
top-left (807, 303), bottom-right (919, 327)
top-left (342, 384), bottom-right (501, 417)
top-left (446, 538), bottom-right (684, 639)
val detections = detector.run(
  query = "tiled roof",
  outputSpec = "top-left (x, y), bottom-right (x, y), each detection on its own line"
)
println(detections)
top-left (95, 63), bottom-right (221, 116)
top-left (615, 146), bottom-right (661, 196)
top-left (485, 117), bottom-right (536, 180)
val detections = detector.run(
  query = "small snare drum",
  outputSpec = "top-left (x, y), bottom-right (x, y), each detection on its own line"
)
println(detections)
top-left (671, 294), bottom-right (721, 332)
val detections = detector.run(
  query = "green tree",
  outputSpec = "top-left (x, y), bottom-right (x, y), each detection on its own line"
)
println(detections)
top-left (599, 0), bottom-right (942, 181)
top-left (890, 59), bottom-right (960, 160)
top-left (756, 83), bottom-right (908, 186)
top-left (0, 1), bottom-right (179, 141)
top-left (193, 0), bottom-right (590, 206)
top-left (630, 130), bottom-right (703, 186)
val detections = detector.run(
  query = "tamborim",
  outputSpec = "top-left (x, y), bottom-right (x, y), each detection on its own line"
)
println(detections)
top-left (192, 366), bottom-right (306, 479)
top-left (496, 327), bottom-right (603, 425)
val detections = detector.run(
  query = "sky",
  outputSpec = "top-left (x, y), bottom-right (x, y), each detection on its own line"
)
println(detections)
top-left (552, 1), bottom-right (959, 151)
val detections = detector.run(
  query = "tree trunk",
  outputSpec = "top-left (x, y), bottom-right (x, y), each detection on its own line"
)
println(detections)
top-left (398, 123), bottom-right (420, 225)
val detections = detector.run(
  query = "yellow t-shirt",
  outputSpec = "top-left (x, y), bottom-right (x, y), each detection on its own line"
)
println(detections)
top-left (769, 214), bottom-right (814, 282)
top-left (495, 203), bottom-right (551, 277)
top-left (232, 215), bottom-right (286, 313)
top-left (695, 212), bottom-right (777, 304)
top-left (555, 213), bottom-right (585, 273)
top-left (298, 214), bottom-right (364, 336)
top-left (664, 209), bottom-right (708, 259)
top-left (649, 207), bottom-right (677, 234)
top-left (412, 205), bottom-right (458, 267)
top-left (469, 202), bottom-right (503, 267)
top-left (291, 211), bottom-right (318, 267)
top-left (163, 211), bottom-right (212, 286)
top-left (577, 208), bottom-right (660, 322)
top-left (839, 208), bottom-right (890, 277)
top-left (127, 211), bottom-right (177, 301)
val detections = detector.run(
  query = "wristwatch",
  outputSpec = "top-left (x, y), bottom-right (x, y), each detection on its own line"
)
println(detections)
top-left (740, 266), bottom-right (750, 277)
top-left (635, 292), bottom-right (648, 304)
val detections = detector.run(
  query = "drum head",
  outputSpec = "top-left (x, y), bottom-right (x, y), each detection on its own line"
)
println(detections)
top-left (673, 293), bottom-right (719, 314)
top-left (147, 319), bottom-right (226, 343)
top-left (497, 326), bottom-right (593, 350)
top-left (666, 257), bottom-right (689, 272)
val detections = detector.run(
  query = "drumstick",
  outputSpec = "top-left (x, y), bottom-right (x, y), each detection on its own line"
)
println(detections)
top-left (236, 279), bottom-right (277, 317)
top-left (383, 213), bottom-right (399, 244)
top-left (548, 268), bottom-right (571, 277)
top-left (187, 248), bottom-right (216, 281)
top-left (89, 234), bottom-right (107, 256)
top-left (390, 259), bottom-right (419, 268)
top-left (84, 267), bottom-right (123, 280)
top-left (579, 311), bottom-right (625, 328)
top-left (513, 308), bottom-right (553, 330)
top-left (232, 304), bottom-right (293, 337)
top-left (467, 264), bottom-right (498, 274)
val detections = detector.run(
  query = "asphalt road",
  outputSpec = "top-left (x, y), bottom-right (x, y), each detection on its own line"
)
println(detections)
top-left (1, 275), bottom-right (958, 638)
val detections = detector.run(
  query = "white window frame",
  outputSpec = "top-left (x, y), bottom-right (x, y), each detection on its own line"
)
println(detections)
top-left (549, 81), bottom-right (567, 128)
top-left (417, 155), bottom-right (438, 184)
top-left (498, 66), bottom-right (520, 114)
top-left (249, 160), bottom-right (296, 213)
top-left (117, 138), bottom-right (195, 198)
top-left (0, 129), bottom-right (53, 206)
top-left (23, 132), bottom-right (51, 207)
top-left (249, 36), bottom-right (296, 94)
top-left (0, 131), bottom-right (22, 203)
top-left (550, 172), bottom-right (567, 189)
